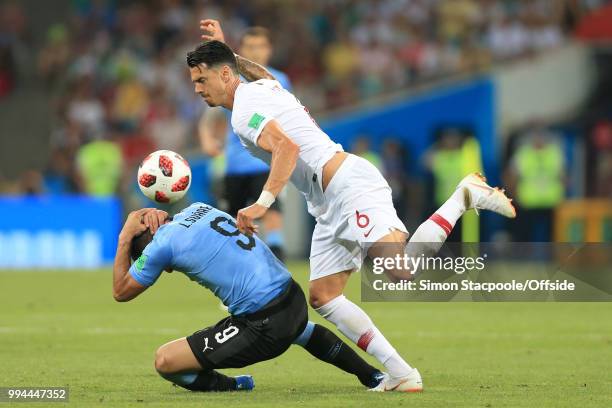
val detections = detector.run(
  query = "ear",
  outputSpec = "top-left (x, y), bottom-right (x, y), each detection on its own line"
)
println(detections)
top-left (221, 65), bottom-right (232, 83)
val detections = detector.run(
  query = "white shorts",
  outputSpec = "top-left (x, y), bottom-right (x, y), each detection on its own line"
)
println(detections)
top-left (309, 154), bottom-right (408, 281)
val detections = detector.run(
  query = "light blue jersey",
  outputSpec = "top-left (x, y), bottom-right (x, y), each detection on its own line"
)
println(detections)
top-left (225, 67), bottom-right (292, 175)
top-left (129, 203), bottom-right (291, 315)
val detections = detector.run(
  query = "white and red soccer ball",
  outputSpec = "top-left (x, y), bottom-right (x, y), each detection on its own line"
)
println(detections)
top-left (137, 150), bottom-right (191, 204)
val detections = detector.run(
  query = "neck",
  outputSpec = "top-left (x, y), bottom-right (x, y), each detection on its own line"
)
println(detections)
top-left (223, 78), bottom-right (241, 110)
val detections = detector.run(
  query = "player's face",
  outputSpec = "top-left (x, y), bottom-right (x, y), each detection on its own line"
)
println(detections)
top-left (190, 65), bottom-right (227, 107)
top-left (239, 35), bottom-right (272, 66)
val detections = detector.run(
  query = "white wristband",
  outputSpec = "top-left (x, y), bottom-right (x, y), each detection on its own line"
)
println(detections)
top-left (256, 190), bottom-right (276, 208)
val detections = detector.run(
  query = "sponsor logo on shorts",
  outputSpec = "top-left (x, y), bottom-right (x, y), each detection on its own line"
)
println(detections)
top-left (356, 211), bottom-right (375, 238)
top-left (202, 337), bottom-right (213, 352)
top-left (363, 226), bottom-right (375, 238)
top-left (356, 211), bottom-right (370, 228)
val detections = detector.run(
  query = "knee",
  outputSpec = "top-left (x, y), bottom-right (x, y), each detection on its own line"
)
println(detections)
top-left (308, 287), bottom-right (339, 309)
top-left (154, 346), bottom-right (174, 375)
top-left (308, 272), bottom-right (350, 309)
top-left (308, 291), bottom-right (323, 309)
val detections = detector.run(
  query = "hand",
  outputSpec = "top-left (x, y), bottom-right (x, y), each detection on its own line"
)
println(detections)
top-left (143, 209), bottom-right (169, 235)
top-left (119, 208), bottom-right (154, 242)
top-left (200, 19), bottom-right (226, 43)
top-left (236, 204), bottom-right (268, 236)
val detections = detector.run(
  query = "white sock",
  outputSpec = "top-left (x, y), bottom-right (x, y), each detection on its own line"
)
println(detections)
top-left (413, 191), bottom-right (465, 242)
top-left (316, 295), bottom-right (413, 378)
top-left (384, 352), bottom-right (415, 379)
top-left (437, 188), bottom-right (466, 226)
top-left (406, 190), bottom-right (466, 259)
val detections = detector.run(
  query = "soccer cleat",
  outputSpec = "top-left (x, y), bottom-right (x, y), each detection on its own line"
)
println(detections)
top-left (365, 371), bottom-right (386, 389)
top-left (457, 173), bottom-right (516, 218)
top-left (234, 375), bottom-right (255, 391)
top-left (368, 369), bottom-right (423, 393)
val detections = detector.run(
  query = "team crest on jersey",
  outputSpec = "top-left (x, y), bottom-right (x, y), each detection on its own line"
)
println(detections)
top-left (248, 113), bottom-right (265, 129)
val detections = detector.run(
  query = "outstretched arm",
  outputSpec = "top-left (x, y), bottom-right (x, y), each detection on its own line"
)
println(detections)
top-left (200, 19), bottom-right (276, 82)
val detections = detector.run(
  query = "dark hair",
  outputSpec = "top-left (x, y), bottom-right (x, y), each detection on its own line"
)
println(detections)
top-left (130, 229), bottom-right (153, 261)
top-left (186, 40), bottom-right (238, 73)
top-left (241, 26), bottom-right (272, 45)
top-left (129, 215), bottom-right (173, 261)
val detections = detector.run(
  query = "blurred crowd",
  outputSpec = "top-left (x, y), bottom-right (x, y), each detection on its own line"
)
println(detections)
top-left (2, 0), bottom-right (604, 109)
top-left (0, 0), bottom-right (610, 242)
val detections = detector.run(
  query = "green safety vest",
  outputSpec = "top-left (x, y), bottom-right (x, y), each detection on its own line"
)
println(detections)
top-left (359, 151), bottom-right (382, 170)
top-left (432, 138), bottom-right (483, 242)
top-left (77, 140), bottom-right (123, 196)
top-left (515, 144), bottom-right (564, 208)
top-left (431, 149), bottom-right (464, 206)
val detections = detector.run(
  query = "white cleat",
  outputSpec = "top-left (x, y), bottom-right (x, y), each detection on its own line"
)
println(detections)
top-left (368, 369), bottom-right (423, 393)
top-left (458, 172), bottom-right (516, 218)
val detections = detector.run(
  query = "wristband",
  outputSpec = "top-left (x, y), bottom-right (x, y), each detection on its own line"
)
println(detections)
top-left (256, 190), bottom-right (276, 208)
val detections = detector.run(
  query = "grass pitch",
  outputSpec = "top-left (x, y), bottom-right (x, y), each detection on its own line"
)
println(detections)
top-left (1, 262), bottom-right (611, 407)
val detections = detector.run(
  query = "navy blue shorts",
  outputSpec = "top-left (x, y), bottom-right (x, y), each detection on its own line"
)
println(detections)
top-left (186, 280), bottom-right (307, 369)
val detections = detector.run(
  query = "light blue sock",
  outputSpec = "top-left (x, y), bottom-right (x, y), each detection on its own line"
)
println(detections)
top-left (293, 321), bottom-right (316, 346)
top-left (266, 230), bottom-right (284, 248)
top-left (159, 371), bottom-right (198, 386)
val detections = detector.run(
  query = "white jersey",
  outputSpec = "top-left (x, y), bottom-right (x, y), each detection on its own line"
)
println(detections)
top-left (231, 79), bottom-right (343, 217)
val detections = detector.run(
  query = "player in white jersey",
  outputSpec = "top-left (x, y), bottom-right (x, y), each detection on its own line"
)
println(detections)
top-left (189, 19), bottom-right (516, 393)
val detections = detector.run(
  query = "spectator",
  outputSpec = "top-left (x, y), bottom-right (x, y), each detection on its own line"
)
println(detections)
top-left (147, 99), bottom-right (189, 152)
top-left (486, 13), bottom-right (530, 60)
top-left (76, 137), bottom-right (123, 196)
top-left (18, 170), bottom-right (43, 196)
top-left (38, 24), bottom-right (71, 88)
top-left (0, 39), bottom-right (15, 98)
top-left (425, 128), bottom-right (483, 242)
top-left (67, 77), bottom-right (105, 138)
top-left (505, 127), bottom-right (566, 242)
top-left (381, 139), bottom-right (410, 221)
top-left (352, 136), bottom-right (382, 169)
top-left (110, 62), bottom-right (149, 131)
top-left (590, 120), bottom-right (612, 197)
top-left (43, 148), bottom-right (81, 195)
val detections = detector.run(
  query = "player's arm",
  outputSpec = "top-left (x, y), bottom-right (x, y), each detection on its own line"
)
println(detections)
top-left (198, 107), bottom-right (227, 157)
top-left (236, 120), bottom-right (299, 235)
top-left (113, 209), bottom-right (152, 302)
top-left (113, 209), bottom-right (168, 302)
top-left (199, 19), bottom-right (275, 82)
top-left (234, 54), bottom-right (276, 82)
top-left (113, 239), bottom-right (147, 302)
top-left (258, 121), bottom-right (299, 196)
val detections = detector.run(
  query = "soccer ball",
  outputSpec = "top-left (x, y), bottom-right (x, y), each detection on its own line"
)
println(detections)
top-left (137, 150), bottom-right (191, 204)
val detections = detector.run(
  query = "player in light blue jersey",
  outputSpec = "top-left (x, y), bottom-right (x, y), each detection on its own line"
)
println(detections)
top-left (200, 27), bottom-right (289, 261)
top-left (112, 206), bottom-right (384, 392)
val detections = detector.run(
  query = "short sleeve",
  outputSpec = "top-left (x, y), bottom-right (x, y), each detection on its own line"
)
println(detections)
top-left (129, 234), bottom-right (172, 287)
top-left (232, 84), bottom-right (275, 145)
